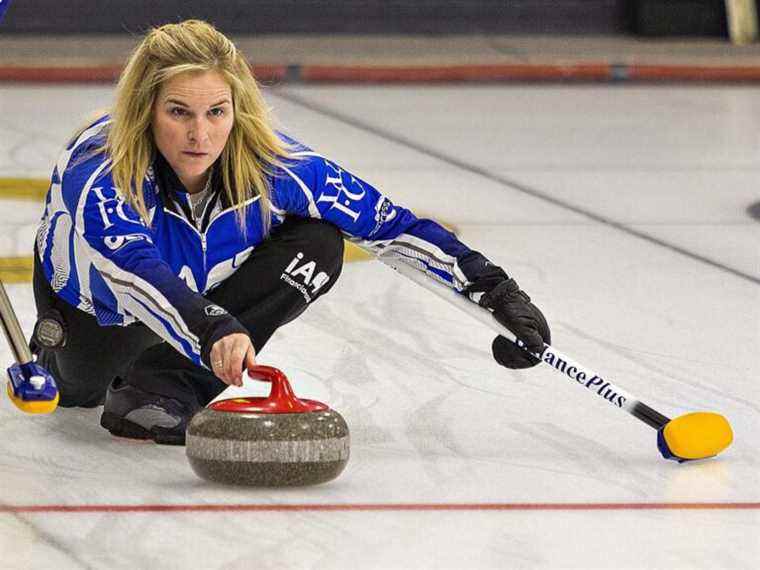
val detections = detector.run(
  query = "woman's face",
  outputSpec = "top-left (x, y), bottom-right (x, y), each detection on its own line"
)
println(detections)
top-left (152, 70), bottom-right (234, 191)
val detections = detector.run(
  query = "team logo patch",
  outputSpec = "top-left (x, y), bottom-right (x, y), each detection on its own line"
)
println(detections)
top-left (204, 305), bottom-right (227, 317)
top-left (370, 196), bottom-right (396, 237)
top-left (103, 233), bottom-right (149, 251)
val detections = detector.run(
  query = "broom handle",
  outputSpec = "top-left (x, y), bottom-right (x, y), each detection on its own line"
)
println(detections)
top-left (376, 254), bottom-right (671, 430)
top-left (0, 280), bottom-right (32, 365)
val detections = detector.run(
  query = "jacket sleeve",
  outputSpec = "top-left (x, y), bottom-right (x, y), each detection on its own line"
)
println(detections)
top-left (271, 150), bottom-right (492, 292)
top-left (67, 155), bottom-right (247, 367)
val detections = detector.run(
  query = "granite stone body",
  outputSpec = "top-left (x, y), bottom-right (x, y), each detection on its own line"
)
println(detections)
top-left (186, 407), bottom-right (350, 486)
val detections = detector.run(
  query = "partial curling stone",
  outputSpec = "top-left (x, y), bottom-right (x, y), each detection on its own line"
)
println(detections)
top-left (186, 365), bottom-right (349, 486)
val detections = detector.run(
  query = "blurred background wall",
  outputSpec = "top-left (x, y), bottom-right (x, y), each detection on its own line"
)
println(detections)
top-left (0, 0), bottom-right (735, 37)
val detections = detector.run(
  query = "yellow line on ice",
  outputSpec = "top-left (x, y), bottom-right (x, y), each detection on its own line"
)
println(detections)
top-left (0, 257), bottom-right (34, 284)
top-left (0, 178), bottom-right (47, 282)
top-left (0, 178), bottom-right (49, 201)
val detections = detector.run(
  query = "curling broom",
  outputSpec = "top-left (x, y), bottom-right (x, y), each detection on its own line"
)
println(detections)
top-left (377, 253), bottom-right (733, 463)
top-left (0, 279), bottom-right (59, 413)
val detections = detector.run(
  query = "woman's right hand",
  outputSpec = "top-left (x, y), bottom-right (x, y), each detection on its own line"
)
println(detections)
top-left (209, 333), bottom-right (257, 386)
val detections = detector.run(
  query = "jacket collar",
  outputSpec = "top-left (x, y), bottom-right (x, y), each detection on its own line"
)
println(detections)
top-left (153, 152), bottom-right (224, 226)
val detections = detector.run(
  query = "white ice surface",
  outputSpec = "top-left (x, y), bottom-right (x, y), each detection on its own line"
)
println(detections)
top-left (0, 84), bottom-right (758, 569)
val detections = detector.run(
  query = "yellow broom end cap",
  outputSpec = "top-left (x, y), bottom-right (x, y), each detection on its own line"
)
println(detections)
top-left (663, 412), bottom-right (733, 460)
top-left (6, 381), bottom-right (60, 414)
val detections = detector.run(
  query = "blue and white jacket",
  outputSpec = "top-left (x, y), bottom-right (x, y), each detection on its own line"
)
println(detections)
top-left (36, 116), bottom-right (490, 367)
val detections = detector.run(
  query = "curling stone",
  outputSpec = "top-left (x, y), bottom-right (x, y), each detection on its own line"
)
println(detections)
top-left (186, 365), bottom-right (349, 486)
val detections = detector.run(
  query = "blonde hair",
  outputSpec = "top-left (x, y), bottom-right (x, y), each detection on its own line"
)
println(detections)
top-left (104, 19), bottom-right (292, 232)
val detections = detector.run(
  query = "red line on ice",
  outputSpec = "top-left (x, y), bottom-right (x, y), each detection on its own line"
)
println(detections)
top-left (1, 502), bottom-right (758, 514)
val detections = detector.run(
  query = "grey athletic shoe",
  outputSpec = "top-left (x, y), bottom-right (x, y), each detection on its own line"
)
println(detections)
top-left (100, 377), bottom-right (198, 445)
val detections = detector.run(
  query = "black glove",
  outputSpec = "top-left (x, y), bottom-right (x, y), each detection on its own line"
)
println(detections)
top-left (462, 256), bottom-right (550, 369)
top-left (483, 279), bottom-right (550, 369)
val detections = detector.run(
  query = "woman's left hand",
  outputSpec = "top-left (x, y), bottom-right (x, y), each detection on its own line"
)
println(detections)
top-left (480, 278), bottom-right (551, 369)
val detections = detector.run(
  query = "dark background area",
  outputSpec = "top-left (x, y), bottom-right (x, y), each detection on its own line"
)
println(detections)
top-left (0, 0), bottom-right (735, 37)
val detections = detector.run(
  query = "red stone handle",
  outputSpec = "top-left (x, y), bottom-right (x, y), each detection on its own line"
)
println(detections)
top-left (209, 365), bottom-right (328, 414)
top-left (246, 365), bottom-right (301, 408)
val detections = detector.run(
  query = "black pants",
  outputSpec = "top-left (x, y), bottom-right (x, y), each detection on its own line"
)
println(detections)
top-left (33, 218), bottom-right (344, 409)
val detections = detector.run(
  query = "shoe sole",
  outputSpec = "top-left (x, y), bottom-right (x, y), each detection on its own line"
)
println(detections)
top-left (100, 411), bottom-right (186, 446)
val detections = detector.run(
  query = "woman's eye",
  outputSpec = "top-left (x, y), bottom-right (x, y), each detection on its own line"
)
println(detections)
top-left (209, 108), bottom-right (224, 117)
top-left (170, 107), bottom-right (187, 116)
